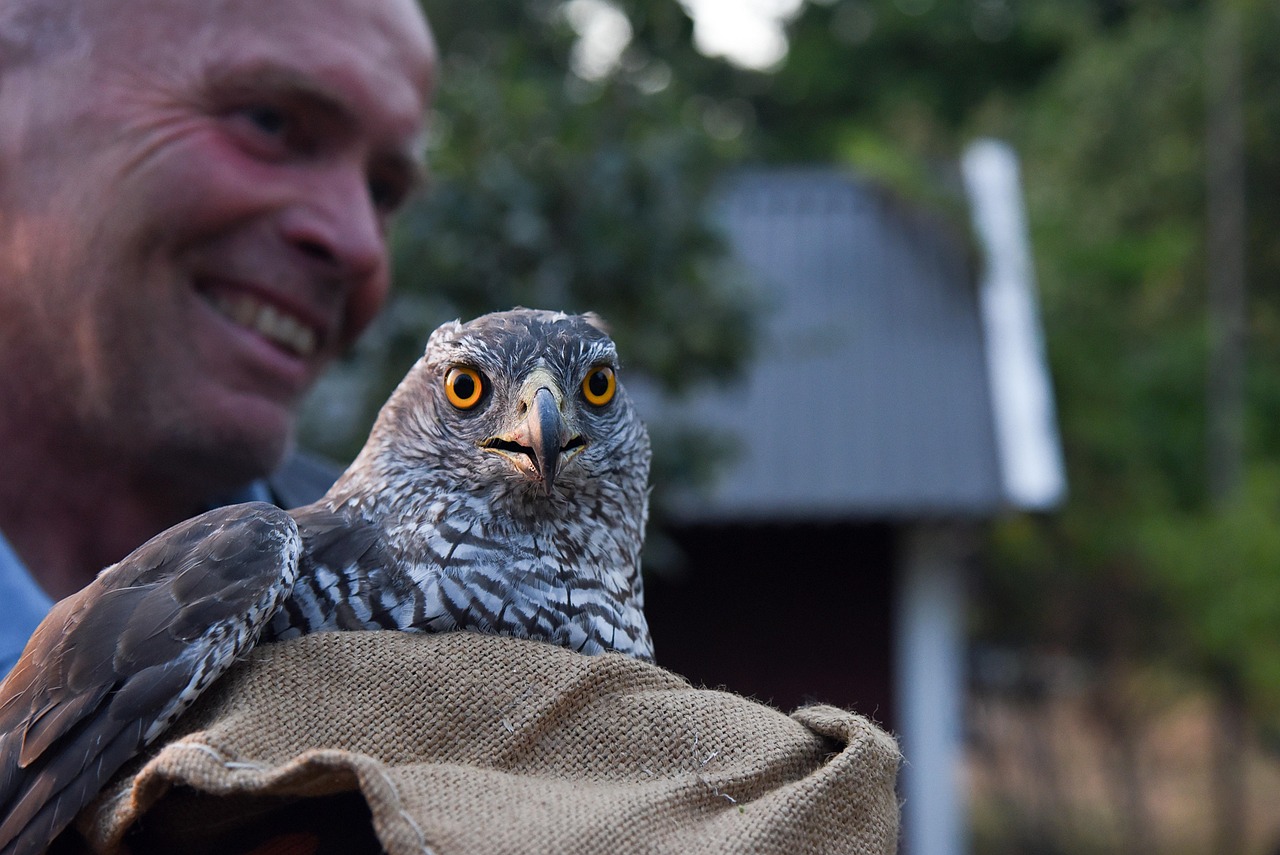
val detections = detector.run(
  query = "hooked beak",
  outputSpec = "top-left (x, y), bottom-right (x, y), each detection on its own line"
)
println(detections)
top-left (482, 384), bottom-right (585, 495)
top-left (527, 386), bottom-right (567, 491)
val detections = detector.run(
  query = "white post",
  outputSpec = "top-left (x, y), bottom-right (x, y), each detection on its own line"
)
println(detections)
top-left (896, 524), bottom-right (968, 855)
top-left (961, 139), bottom-right (1066, 512)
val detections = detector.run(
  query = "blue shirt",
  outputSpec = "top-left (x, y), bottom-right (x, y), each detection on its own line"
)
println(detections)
top-left (0, 480), bottom-right (274, 679)
top-left (0, 528), bottom-right (53, 679)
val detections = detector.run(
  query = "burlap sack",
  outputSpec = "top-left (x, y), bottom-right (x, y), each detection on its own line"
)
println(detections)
top-left (77, 631), bottom-right (900, 854)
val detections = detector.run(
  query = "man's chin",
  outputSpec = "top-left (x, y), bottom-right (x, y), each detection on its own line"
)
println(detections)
top-left (146, 409), bottom-right (297, 501)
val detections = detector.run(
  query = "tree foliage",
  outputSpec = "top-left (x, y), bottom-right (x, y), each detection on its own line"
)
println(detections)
top-left (999, 0), bottom-right (1280, 728)
top-left (300, 0), bottom-right (758, 479)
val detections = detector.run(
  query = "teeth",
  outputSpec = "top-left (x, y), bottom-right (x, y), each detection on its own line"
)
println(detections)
top-left (208, 292), bottom-right (318, 357)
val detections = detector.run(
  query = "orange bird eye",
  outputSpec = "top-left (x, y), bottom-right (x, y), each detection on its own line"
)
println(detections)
top-left (445, 366), bottom-right (485, 409)
top-left (582, 366), bottom-right (616, 406)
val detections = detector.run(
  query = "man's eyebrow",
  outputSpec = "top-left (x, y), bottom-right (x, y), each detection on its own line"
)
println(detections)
top-left (205, 64), bottom-right (357, 123)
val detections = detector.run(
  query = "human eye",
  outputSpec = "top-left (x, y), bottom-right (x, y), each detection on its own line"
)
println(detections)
top-left (367, 161), bottom-right (421, 215)
top-left (240, 104), bottom-right (288, 138)
top-left (368, 175), bottom-right (407, 214)
top-left (223, 102), bottom-right (305, 158)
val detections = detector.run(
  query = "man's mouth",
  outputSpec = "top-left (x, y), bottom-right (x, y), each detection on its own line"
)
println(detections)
top-left (205, 290), bottom-right (320, 358)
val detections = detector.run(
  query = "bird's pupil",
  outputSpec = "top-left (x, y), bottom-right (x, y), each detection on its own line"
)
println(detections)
top-left (455, 374), bottom-right (475, 399)
top-left (589, 371), bottom-right (609, 396)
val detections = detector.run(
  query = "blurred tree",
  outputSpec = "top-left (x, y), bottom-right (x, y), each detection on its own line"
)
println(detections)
top-left (989, 0), bottom-right (1280, 847)
top-left (300, 0), bottom-right (759, 505)
top-left (1013, 0), bottom-right (1280, 701)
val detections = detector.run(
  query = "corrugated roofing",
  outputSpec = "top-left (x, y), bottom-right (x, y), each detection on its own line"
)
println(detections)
top-left (635, 168), bottom-right (1007, 521)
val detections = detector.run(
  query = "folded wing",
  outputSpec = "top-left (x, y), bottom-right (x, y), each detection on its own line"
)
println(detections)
top-left (0, 502), bottom-right (301, 855)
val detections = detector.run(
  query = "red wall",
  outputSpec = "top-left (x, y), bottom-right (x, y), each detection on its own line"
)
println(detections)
top-left (644, 521), bottom-right (898, 731)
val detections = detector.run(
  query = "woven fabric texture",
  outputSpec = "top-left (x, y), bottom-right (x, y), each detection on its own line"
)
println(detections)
top-left (79, 631), bottom-right (900, 854)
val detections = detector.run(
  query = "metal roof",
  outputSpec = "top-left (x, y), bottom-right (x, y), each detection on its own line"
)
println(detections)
top-left (634, 167), bottom-right (1015, 521)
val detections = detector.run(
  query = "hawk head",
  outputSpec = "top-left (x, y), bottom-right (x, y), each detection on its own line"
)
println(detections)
top-left (340, 309), bottom-right (651, 518)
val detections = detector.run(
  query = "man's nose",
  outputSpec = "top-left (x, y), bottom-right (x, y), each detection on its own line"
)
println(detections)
top-left (280, 163), bottom-right (387, 281)
top-left (280, 163), bottom-right (391, 344)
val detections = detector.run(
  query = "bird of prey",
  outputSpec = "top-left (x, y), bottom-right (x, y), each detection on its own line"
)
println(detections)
top-left (0, 308), bottom-right (652, 855)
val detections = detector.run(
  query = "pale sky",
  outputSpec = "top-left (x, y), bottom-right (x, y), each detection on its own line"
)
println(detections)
top-left (565, 0), bottom-right (806, 79)
top-left (677, 0), bottom-right (806, 70)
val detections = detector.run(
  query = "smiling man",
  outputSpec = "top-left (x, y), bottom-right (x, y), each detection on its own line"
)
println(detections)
top-left (0, 0), bottom-right (437, 674)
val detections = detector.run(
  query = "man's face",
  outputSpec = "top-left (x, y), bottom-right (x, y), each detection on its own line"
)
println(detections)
top-left (0, 0), bottom-right (436, 490)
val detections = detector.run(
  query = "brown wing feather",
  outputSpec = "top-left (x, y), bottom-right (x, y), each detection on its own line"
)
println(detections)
top-left (0, 502), bottom-right (302, 855)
